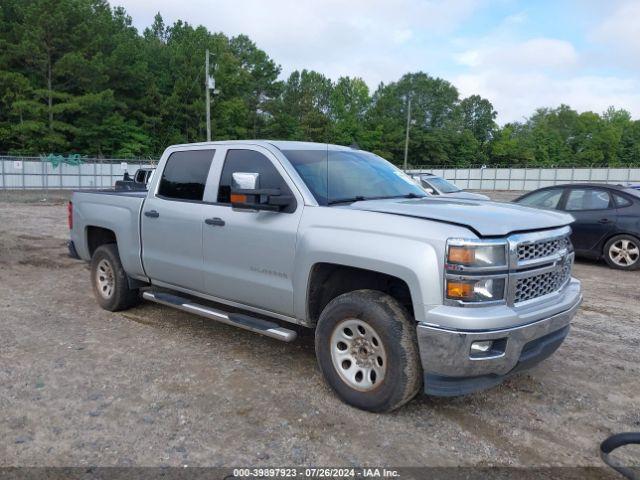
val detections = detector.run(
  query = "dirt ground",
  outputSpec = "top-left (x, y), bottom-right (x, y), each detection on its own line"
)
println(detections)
top-left (0, 194), bottom-right (638, 476)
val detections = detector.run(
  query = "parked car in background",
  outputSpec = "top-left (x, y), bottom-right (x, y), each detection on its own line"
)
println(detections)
top-left (514, 184), bottom-right (640, 270)
top-left (411, 173), bottom-right (490, 200)
top-left (114, 167), bottom-right (155, 191)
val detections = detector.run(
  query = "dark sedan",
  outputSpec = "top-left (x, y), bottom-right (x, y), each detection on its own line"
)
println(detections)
top-left (514, 184), bottom-right (640, 270)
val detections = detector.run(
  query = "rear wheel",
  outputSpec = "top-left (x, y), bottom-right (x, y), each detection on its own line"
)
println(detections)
top-left (90, 244), bottom-right (140, 311)
top-left (604, 234), bottom-right (640, 270)
top-left (315, 289), bottom-right (422, 412)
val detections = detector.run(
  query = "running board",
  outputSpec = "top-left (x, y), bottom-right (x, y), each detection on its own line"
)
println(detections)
top-left (142, 291), bottom-right (297, 342)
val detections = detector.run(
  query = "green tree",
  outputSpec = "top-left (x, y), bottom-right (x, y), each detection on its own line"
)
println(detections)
top-left (457, 95), bottom-right (497, 144)
top-left (329, 77), bottom-right (370, 146)
top-left (266, 70), bottom-right (333, 142)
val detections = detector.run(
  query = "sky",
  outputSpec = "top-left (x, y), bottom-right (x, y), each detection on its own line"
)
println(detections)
top-left (116, 0), bottom-right (640, 124)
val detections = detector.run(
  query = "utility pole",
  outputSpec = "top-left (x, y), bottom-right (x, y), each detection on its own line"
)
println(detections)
top-left (403, 97), bottom-right (412, 171)
top-left (205, 49), bottom-right (211, 142)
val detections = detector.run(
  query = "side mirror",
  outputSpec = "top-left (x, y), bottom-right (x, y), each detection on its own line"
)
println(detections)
top-left (230, 172), bottom-right (293, 212)
top-left (424, 187), bottom-right (435, 195)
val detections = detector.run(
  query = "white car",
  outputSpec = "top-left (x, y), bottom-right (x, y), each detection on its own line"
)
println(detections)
top-left (412, 173), bottom-right (490, 200)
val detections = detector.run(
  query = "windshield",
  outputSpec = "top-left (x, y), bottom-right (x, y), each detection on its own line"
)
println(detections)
top-left (282, 149), bottom-right (426, 206)
top-left (422, 176), bottom-right (461, 193)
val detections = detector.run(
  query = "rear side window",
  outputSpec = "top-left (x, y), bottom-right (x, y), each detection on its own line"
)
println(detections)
top-left (613, 193), bottom-right (632, 207)
top-left (565, 188), bottom-right (611, 211)
top-left (157, 150), bottom-right (215, 201)
top-left (217, 149), bottom-right (294, 211)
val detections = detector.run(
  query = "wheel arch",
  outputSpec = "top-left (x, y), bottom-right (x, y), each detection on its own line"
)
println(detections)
top-left (86, 225), bottom-right (118, 257)
top-left (600, 230), bottom-right (640, 258)
top-left (304, 262), bottom-right (417, 326)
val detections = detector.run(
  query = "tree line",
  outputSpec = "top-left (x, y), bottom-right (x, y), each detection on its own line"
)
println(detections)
top-left (1, 0), bottom-right (639, 166)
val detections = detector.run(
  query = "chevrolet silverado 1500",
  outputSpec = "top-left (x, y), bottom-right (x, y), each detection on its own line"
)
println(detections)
top-left (69, 141), bottom-right (582, 412)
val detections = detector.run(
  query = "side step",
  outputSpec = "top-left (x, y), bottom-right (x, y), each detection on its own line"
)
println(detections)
top-left (142, 291), bottom-right (297, 342)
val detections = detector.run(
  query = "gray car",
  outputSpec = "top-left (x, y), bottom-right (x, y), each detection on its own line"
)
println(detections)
top-left (411, 173), bottom-right (490, 200)
top-left (69, 141), bottom-right (581, 412)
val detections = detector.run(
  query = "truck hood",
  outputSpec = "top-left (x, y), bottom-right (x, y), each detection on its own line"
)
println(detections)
top-left (345, 197), bottom-right (574, 237)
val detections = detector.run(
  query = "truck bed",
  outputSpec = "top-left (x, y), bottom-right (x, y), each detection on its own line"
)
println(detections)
top-left (70, 189), bottom-right (147, 280)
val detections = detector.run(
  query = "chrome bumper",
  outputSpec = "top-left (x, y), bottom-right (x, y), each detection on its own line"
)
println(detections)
top-left (416, 284), bottom-right (582, 396)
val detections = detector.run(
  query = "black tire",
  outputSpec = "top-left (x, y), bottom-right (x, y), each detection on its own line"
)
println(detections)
top-left (90, 244), bottom-right (140, 311)
top-left (315, 289), bottom-right (422, 412)
top-left (603, 234), bottom-right (640, 271)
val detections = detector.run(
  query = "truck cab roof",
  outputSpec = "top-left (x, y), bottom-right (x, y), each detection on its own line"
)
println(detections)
top-left (167, 139), bottom-right (357, 152)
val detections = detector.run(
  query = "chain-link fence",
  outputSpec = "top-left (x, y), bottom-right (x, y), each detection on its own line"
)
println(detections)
top-left (2, 156), bottom-right (640, 193)
top-left (0, 156), bottom-right (157, 191)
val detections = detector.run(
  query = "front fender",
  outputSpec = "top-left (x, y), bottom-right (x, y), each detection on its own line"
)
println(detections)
top-left (293, 208), bottom-right (474, 323)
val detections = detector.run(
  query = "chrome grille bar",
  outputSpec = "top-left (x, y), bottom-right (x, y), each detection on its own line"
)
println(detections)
top-left (506, 226), bottom-right (574, 306)
top-left (508, 226), bottom-right (572, 270)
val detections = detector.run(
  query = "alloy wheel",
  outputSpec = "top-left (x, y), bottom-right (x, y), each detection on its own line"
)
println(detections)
top-left (609, 239), bottom-right (640, 267)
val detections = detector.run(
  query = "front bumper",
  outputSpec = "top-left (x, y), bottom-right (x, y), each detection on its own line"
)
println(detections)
top-left (416, 281), bottom-right (582, 396)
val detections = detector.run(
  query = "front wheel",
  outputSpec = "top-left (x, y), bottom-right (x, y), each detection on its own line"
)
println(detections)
top-left (604, 234), bottom-right (640, 270)
top-left (315, 290), bottom-right (422, 412)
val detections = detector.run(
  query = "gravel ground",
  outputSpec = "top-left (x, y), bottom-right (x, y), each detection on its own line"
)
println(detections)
top-left (0, 195), bottom-right (638, 476)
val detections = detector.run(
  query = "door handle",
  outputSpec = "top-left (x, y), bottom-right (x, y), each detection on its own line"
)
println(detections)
top-left (598, 218), bottom-right (611, 224)
top-left (144, 210), bottom-right (160, 218)
top-left (205, 217), bottom-right (225, 226)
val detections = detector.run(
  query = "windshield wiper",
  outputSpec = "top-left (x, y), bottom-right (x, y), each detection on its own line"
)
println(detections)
top-left (368, 193), bottom-right (426, 200)
top-left (328, 196), bottom-right (366, 205)
top-left (328, 193), bottom-right (426, 205)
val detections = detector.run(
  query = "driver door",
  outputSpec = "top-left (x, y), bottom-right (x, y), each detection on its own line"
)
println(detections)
top-left (201, 146), bottom-right (303, 316)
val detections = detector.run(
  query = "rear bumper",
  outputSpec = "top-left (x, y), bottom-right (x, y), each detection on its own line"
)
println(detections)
top-left (416, 285), bottom-right (582, 396)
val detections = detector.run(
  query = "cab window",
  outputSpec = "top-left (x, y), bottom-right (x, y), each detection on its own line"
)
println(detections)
top-left (217, 149), bottom-right (295, 212)
top-left (157, 150), bottom-right (215, 201)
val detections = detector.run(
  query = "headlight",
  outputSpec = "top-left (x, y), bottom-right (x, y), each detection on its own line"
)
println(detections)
top-left (444, 238), bottom-right (508, 306)
top-left (446, 277), bottom-right (506, 303)
top-left (446, 239), bottom-right (507, 270)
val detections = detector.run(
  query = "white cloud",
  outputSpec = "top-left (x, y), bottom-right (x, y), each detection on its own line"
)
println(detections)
top-left (455, 70), bottom-right (640, 123)
top-left (593, 1), bottom-right (640, 55)
top-left (115, 0), bottom-right (640, 123)
top-left (392, 29), bottom-right (414, 45)
top-left (591, 0), bottom-right (640, 68)
top-left (456, 38), bottom-right (578, 71)
top-left (452, 30), bottom-right (640, 123)
top-left (503, 11), bottom-right (527, 25)
top-left (116, 0), bottom-right (485, 84)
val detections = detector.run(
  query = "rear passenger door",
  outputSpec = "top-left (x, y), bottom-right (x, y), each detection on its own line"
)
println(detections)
top-left (141, 149), bottom-right (215, 292)
top-left (560, 187), bottom-right (615, 253)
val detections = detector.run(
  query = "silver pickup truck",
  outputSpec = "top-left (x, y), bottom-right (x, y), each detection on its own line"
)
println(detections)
top-left (69, 140), bottom-right (582, 412)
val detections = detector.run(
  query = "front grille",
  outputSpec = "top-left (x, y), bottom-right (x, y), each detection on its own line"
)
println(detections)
top-left (514, 262), bottom-right (571, 303)
top-left (517, 237), bottom-right (569, 262)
